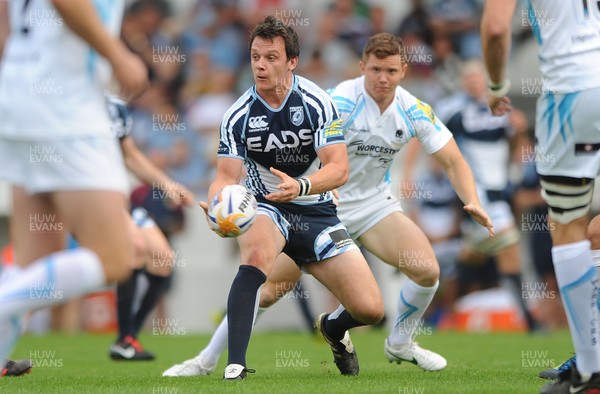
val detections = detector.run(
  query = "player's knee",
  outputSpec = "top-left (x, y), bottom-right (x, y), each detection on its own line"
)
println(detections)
top-left (243, 248), bottom-right (275, 271)
top-left (98, 245), bottom-right (135, 284)
top-left (350, 298), bottom-right (384, 325)
top-left (358, 305), bottom-right (384, 325)
top-left (131, 234), bottom-right (146, 270)
top-left (409, 264), bottom-right (440, 287)
top-left (103, 258), bottom-right (132, 283)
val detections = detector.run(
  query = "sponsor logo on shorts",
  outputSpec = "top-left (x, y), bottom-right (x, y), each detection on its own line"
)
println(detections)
top-left (329, 228), bottom-right (353, 249)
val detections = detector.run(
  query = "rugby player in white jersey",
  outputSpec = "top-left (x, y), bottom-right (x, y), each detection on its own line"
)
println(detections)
top-left (482, 1), bottom-right (600, 392)
top-left (0, 0), bottom-right (147, 371)
top-left (163, 32), bottom-right (493, 378)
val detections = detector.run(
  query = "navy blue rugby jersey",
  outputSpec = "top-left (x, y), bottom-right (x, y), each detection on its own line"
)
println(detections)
top-left (218, 75), bottom-right (344, 204)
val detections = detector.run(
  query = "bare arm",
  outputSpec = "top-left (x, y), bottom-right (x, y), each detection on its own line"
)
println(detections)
top-left (265, 143), bottom-right (349, 203)
top-left (207, 157), bottom-right (244, 203)
top-left (0, 0), bottom-right (8, 59)
top-left (432, 139), bottom-right (494, 236)
top-left (120, 137), bottom-right (195, 206)
top-left (50, 0), bottom-right (147, 99)
top-left (481, 0), bottom-right (517, 115)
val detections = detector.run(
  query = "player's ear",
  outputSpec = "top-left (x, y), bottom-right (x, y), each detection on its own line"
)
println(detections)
top-left (359, 59), bottom-right (365, 74)
top-left (400, 62), bottom-right (408, 79)
top-left (288, 56), bottom-right (298, 71)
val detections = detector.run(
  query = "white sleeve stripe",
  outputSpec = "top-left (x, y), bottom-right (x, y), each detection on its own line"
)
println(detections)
top-left (303, 94), bottom-right (324, 147)
top-left (225, 105), bottom-right (250, 156)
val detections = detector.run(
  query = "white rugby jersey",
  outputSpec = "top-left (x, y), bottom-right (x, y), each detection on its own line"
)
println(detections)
top-left (0, 0), bottom-right (124, 139)
top-left (528, 0), bottom-right (600, 93)
top-left (329, 76), bottom-right (453, 204)
top-left (218, 75), bottom-right (344, 205)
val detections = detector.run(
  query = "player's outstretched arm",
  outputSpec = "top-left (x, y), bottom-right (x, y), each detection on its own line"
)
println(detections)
top-left (481, 0), bottom-right (517, 115)
top-left (199, 157), bottom-right (244, 214)
top-left (432, 139), bottom-right (495, 237)
top-left (120, 136), bottom-right (195, 207)
top-left (264, 143), bottom-right (349, 203)
top-left (51, 0), bottom-right (147, 99)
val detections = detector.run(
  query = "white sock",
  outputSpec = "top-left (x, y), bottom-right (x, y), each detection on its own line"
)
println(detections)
top-left (591, 249), bottom-right (600, 274)
top-left (327, 304), bottom-right (345, 320)
top-left (0, 316), bottom-right (23, 365)
top-left (0, 248), bottom-right (106, 321)
top-left (0, 265), bottom-right (21, 287)
top-left (388, 279), bottom-right (439, 347)
top-left (200, 307), bottom-right (268, 365)
top-left (553, 240), bottom-right (600, 374)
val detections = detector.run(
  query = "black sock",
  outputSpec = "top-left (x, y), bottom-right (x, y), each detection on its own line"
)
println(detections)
top-left (132, 271), bottom-right (171, 335)
top-left (227, 265), bottom-right (266, 366)
top-left (500, 273), bottom-right (537, 331)
top-left (116, 269), bottom-right (141, 341)
top-left (324, 309), bottom-right (365, 341)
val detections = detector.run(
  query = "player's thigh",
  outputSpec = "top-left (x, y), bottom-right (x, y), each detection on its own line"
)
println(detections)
top-left (11, 186), bottom-right (66, 267)
top-left (52, 190), bottom-right (132, 282)
top-left (237, 214), bottom-right (286, 275)
top-left (260, 253), bottom-right (301, 308)
top-left (305, 249), bottom-right (383, 323)
top-left (358, 211), bottom-right (439, 285)
top-left (141, 224), bottom-right (172, 277)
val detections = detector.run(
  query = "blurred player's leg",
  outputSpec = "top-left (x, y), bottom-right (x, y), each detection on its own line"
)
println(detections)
top-left (0, 188), bottom-right (132, 363)
top-left (495, 240), bottom-right (538, 331)
top-left (132, 224), bottom-right (172, 335)
top-left (112, 211), bottom-right (172, 361)
top-left (358, 212), bottom-right (447, 372)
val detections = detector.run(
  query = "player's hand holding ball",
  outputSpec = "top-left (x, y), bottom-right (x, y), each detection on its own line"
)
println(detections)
top-left (200, 185), bottom-right (257, 238)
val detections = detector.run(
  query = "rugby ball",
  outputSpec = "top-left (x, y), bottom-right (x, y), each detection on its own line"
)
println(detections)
top-left (207, 185), bottom-right (257, 237)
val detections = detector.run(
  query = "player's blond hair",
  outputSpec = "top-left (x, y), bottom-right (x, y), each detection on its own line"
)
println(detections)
top-left (362, 33), bottom-right (407, 63)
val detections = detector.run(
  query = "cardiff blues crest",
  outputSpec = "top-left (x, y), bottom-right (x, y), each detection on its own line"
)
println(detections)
top-left (289, 106), bottom-right (304, 126)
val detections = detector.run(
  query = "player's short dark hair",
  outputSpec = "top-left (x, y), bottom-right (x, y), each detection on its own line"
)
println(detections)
top-left (249, 16), bottom-right (300, 60)
top-left (363, 33), bottom-right (406, 63)
top-left (127, 0), bottom-right (171, 18)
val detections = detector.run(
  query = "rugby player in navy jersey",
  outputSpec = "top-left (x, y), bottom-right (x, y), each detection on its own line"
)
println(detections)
top-left (199, 16), bottom-right (384, 379)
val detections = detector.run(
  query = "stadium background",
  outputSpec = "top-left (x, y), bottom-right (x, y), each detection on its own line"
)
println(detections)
top-left (0, 0), bottom-right (587, 335)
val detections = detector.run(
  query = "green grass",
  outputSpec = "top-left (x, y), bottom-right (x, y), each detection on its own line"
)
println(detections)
top-left (1, 329), bottom-right (572, 393)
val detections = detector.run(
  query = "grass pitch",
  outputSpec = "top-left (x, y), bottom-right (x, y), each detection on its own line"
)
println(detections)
top-left (1, 329), bottom-right (571, 393)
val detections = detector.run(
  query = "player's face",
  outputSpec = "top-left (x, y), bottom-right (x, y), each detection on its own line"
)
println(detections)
top-left (250, 36), bottom-right (298, 95)
top-left (360, 54), bottom-right (407, 108)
